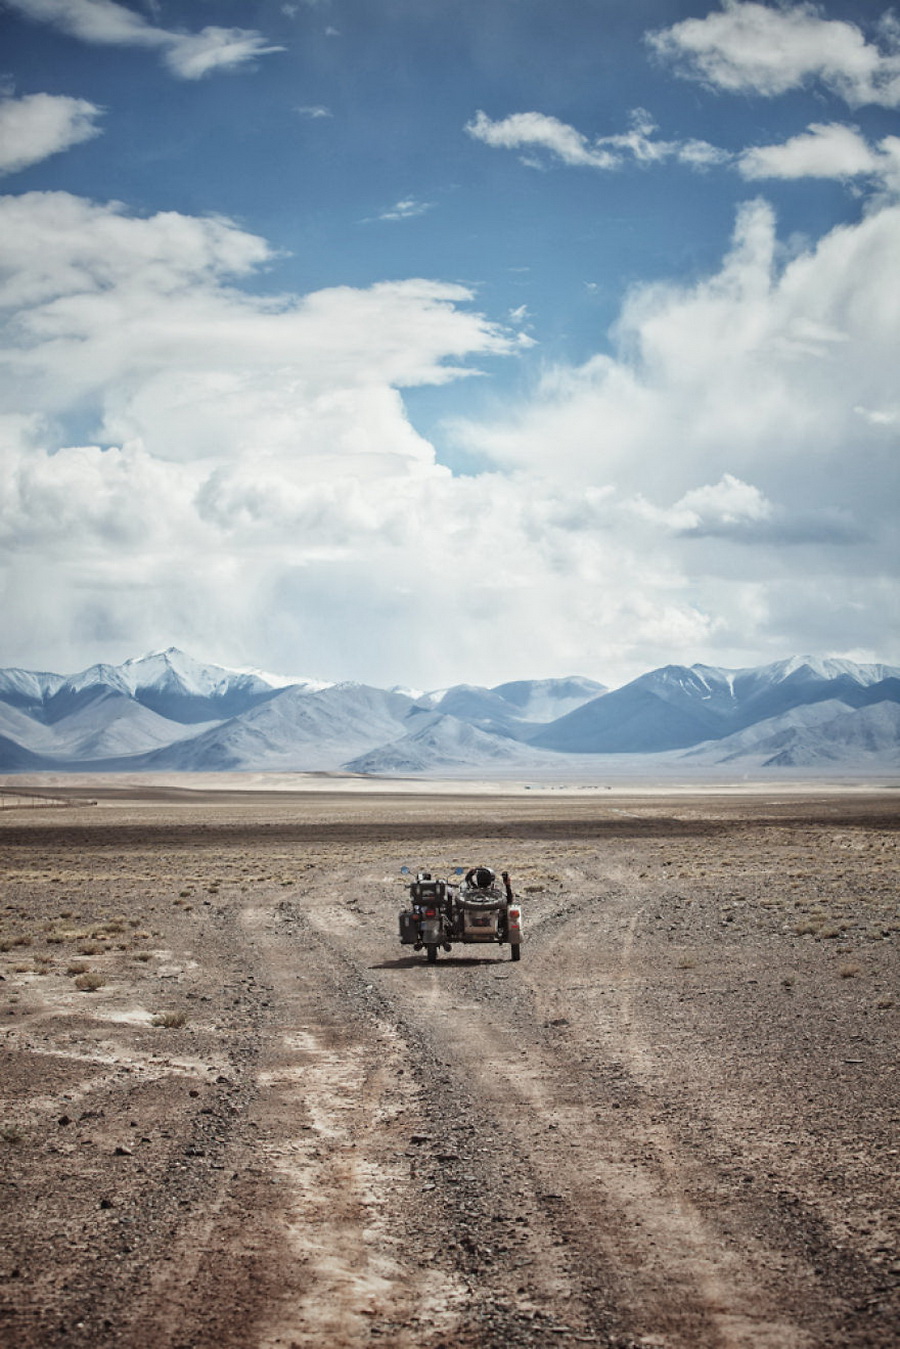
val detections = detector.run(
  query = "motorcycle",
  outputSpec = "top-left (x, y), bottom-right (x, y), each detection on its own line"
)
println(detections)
top-left (398, 865), bottom-right (522, 964)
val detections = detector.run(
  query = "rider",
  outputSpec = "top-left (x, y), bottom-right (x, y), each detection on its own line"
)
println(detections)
top-left (464, 865), bottom-right (496, 890)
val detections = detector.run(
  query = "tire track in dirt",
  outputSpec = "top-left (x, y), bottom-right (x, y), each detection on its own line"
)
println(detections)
top-left (308, 870), bottom-right (824, 1349)
top-left (262, 898), bottom-right (614, 1348)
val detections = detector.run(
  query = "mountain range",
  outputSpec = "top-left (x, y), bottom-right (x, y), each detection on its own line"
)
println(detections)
top-left (0, 649), bottom-right (897, 776)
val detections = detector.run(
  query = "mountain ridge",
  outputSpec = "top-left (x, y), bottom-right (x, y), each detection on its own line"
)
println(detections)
top-left (0, 650), bottom-right (896, 775)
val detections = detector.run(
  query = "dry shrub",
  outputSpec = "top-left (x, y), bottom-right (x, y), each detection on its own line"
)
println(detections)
top-left (838, 962), bottom-right (861, 979)
top-left (152, 1010), bottom-right (186, 1029)
top-left (74, 972), bottom-right (104, 992)
top-left (66, 962), bottom-right (89, 976)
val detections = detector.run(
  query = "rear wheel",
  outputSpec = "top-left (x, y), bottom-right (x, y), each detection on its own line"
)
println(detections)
top-left (426, 944), bottom-right (438, 964)
top-left (510, 944), bottom-right (521, 962)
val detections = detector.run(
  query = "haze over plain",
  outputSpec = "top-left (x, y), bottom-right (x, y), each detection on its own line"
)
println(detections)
top-left (1, 1), bottom-right (898, 688)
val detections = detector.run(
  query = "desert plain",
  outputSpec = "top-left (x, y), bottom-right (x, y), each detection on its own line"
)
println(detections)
top-left (0, 777), bottom-right (897, 1349)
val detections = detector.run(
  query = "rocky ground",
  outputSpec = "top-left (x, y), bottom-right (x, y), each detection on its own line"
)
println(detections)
top-left (0, 785), bottom-right (897, 1348)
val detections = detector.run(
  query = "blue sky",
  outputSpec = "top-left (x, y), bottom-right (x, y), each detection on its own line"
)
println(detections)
top-left (1, 0), bottom-right (898, 688)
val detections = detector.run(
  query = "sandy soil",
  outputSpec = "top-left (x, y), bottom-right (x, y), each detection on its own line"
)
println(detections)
top-left (0, 785), bottom-right (897, 1348)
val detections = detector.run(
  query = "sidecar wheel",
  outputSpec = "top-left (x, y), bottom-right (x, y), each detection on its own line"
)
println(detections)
top-left (510, 944), bottom-right (521, 961)
top-left (426, 944), bottom-right (438, 964)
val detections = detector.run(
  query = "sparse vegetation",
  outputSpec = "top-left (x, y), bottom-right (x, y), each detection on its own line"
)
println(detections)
top-left (152, 1010), bottom-right (187, 1028)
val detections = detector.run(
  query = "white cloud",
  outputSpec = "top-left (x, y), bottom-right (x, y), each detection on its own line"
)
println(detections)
top-left (467, 109), bottom-right (619, 169)
top-left (638, 474), bottom-right (774, 533)
top-left (648, 1), bottom-right (900, 108)
top-left (295, 104), bottom-right (332, 119)
top-left (740, 121), bottom-right (876, 179)
top-left (739, 122), bottom-right (900, 193)
top-left (0, 193), bottom-right (512, 460)
top-left (376, 198), bottom-right (433, 222)
top-left (466, 107), bottom-right (728, 172)
top-left (0, 93), bottom-right (103, 174)
top-left (455, 196), bottom-right (900, 495)
top-left (446, 196), bottom-right (900, 670)
top-left (1, 189), bottom-right (897, 684)
top-left (162, 27), bottom-right (284, 80)
top-left (5, 0), bottom-right (284, 78)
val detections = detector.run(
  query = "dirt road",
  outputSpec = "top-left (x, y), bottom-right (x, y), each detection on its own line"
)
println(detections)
top-left (1, 789), bottom-right (898, 1347)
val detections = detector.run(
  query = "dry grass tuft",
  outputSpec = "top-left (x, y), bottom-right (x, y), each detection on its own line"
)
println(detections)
top-left (151, 1010), bottom-right (187, 1029)
top-left (73, 972), bottom-right (105, 992)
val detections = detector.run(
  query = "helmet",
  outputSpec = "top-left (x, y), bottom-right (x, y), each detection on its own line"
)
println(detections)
top-left (469, 866), bottom-right (495, 889)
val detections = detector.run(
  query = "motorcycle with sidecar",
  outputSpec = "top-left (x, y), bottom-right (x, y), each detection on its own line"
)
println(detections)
top-left (398, 865), bottom-right (522, 964)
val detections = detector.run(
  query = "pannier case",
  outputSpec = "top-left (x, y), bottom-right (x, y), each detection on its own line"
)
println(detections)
top-left (399, 910), bottom-right (419, 945)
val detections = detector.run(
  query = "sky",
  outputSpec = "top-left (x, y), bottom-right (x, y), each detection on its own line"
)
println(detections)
top-left (0, 0), bottom-right (898, 690)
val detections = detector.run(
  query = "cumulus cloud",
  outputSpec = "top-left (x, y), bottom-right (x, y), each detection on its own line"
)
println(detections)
top-left (0, 193), bottom-right (512, 457)
top-left (466, 108), bottom-right (727, 172)
top-left (1, 188), bottom-right (897, 684)
top-left (647, 1), bottom-right (900, 108)
top-left (456, 196), bottom-right (900, 496)
top-left (0, 92), bottom-right (103, 174)
top-left (447, 195), bottom-right (900, 669)
top-left (4, 0), bottom-right (284, 78)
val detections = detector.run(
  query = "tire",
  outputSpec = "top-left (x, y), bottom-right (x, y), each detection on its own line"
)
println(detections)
top-left (510, 944), bottom-right (521, 962)
top-left (426, 944), bottom-right (438, 964)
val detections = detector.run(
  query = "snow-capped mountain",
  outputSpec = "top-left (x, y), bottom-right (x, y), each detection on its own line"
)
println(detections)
top-left (532, 659), bottom-right (900, 754)
top-left (46, 647), bottom-right (314, 725)
top-left (136, 683), bottom-right (415, 772)
top-left (0, 650), bottom-right (896, 774)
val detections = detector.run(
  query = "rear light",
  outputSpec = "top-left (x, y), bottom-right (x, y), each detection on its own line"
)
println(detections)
top-left (509, 909), bottom-right (520, 919)
top-left (424, 908), bottom-right (436, 918)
